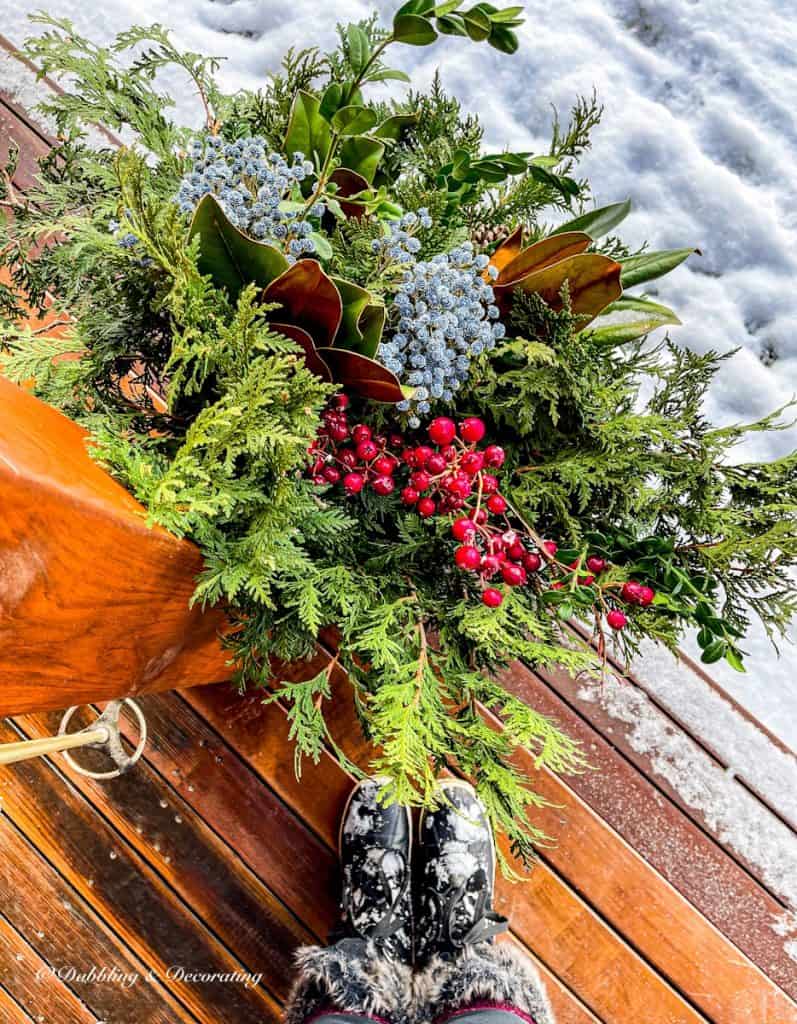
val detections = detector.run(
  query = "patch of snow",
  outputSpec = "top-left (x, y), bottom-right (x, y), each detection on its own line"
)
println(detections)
top-left (631, 638), bottom-right (797, 823)
top-left (577, 671), bottom-right (797, 910)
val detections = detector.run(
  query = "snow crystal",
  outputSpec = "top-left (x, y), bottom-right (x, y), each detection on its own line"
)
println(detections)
top-left (577, 671), bottom-right (797, 909)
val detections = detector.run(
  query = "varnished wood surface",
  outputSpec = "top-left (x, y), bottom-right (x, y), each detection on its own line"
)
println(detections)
top-left (0, 377), bottom-right (232, 715)
top-left (2, 68), bottom-right (796, 1024)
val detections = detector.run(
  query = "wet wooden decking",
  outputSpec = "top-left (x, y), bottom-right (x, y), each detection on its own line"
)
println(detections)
top-left (1, 47), bottom-right (796, 1024)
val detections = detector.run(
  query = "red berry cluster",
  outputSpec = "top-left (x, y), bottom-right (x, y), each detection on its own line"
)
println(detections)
top-left (309, 397), bottom-right (656, 626)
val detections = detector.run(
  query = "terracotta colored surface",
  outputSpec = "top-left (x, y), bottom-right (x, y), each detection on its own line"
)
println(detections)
top-left (0, 377), bottom-right (232, 715)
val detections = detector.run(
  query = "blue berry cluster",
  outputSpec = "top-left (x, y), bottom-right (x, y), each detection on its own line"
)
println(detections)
top-left (380, 238), bottom-right (504, 427)
top-left (176, 135), bottom-right (326, 260)
top-left (370, 209), bottom-right (432, 267)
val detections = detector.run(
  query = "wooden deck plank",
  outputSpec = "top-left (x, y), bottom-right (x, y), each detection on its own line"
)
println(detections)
top-left (0, 912), bottom-right (99, 1024)
top-left (114, 691), bottom-right (340, 943)
top-left (497, 659), bottom-right (797, 998)
top-left (0, 95), bottom-right (50, 191)
top-left (0, 378), bottom-right (232, 716)
top-left (0, 814), bottom-right (199, 1024)
top-left (0, 980), bottom-right (37, 1023)
top-left (184, 678), bottom-right (709, 1024)
top-left (536, 660), bottom-right (793, 903)
top-left (14, 706), bottom-right (317, 1004)
top-left (0, 718), bottom-right (281, 1024)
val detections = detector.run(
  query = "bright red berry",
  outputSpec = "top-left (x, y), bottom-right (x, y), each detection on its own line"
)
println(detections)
top-left (452, 517), bottom-right (477, 542)
top-left (389, 433), bottom-right (404, 448)
top-left (339, 449), bottom-right (358, 469)
top-left (484, 444), bottom-right (505, 468)
top-left (429, 417), bottom-right (457, 446)
top-left (622, 581), bottom-right (645, 605)
top-left (638, 585), bottom-right (655, 606)
top-left (460, 450), bottom-right (485, 476)
top-left (486, 494), bottom-right (507, 515)
top-left (474, 509), bottom-right (488, 525)
top-left (329, 422), bottom-right (349, 442)
top-left (586, 556), bottom-right (607, 574)
top-left (414, 445), bottom-right (434, 467)
top-left (502, 563), bottom-right (527, 587)
top-left (426, 453), bottom-right (447, 475)
top-left (580, 574), bottom-right (596, 586)
top-left (446, 476), bottom-right (472, 499)
top-left (417, 497), bottom-right (436, 517)
top-left (455, 545), bottom-right (482, 571)
top-left (352, 424), bottom-right (371, 444)
top-left (356, 440), bottom-right (378, 461)
top-left (343, 472), bottom-right (365, 494)
top-left (373, 454), bottom-right (397, 476)
top-left (323, 465), bottom-right (341, 483)
top-left (508, 541), bottom-right (526, 561)
top-left (410, 470), bottom-right (432, 492)
top-left (523, 552), bottom-right (542, 572)
top-left (459, 417), bottom-right (486, 443)
top-left (312, 474), bottom-right (326, 486)
top-left (331, 393), bottom-right (350, 410)
top-left (401, 486), bottom-right (419, 505)
top-left (481, 474), bottom-right (499, 495)
top-left (607, 609), bottom-right (628, 631)
top-left (372, 475), bottom-right (395, 496)
top-left (441, 445), bottom-right (457, 463)
top-left (482, 587), bottom-right (504, 608)
top-left (550, 581), bottom-right (564, 590)
top-left (401, 447), bottom-right (418, 466)
top-left (481, 554), bottom-right (501, 577)
top-left (543, 540), bottom-right (558, 557)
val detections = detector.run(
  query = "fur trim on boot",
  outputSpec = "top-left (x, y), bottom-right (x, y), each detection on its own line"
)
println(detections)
top-left (415, 942), bottom-right (555, 1024)
top-left (284, 939), bottom-right (414, 1024)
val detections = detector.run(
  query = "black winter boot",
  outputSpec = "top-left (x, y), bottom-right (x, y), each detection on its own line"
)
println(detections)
top-left (415, 780), bottom-right (507, 964)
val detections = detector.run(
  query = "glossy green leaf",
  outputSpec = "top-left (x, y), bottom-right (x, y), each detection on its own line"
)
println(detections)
top-left (620, 248), bottom-right (696, 288)
top-left (365, 68), bottom-right (412, 83)
top-left (347, 24), bottom-right (371, 72)
top-left (527, 163), bottom-right (580, 198)
top-left (434, 0), bottom-right (461, 14)
top-left (488, 5), bottom-right (524, 21)
top-left (319, 83), bottom-right (344, 122)
top-left (374, 113), bottom-right (419, 141)
top-left (188, 194), bottom-right (289, 300)
top-left (437, 13), bottom-right (467, 34)
top-left (397, 0), bottom-right (435, 13)
top-left (588, 316), bottom-right (678, 345)
top-left (393, 13), bottom-right (439, 44)
top-left (339, 136), bottom-right (385, 183)
top-left (487, 24), bottom-right (518, 52)
top-left (462, 7), bottom-right (491, 40)
top-left (332, 105), bottom-right (379, 136)
top-left (310, 232), bottom-right (333, 261)
top-left (284, 90), bottom-right (331, 164)
top-left (552, 199), bottom-right (632, 239)
top-left (603, 295), bottom-right (681, 324)
top-left (700, 639), bottom-right (726, 665)
top-left (725, 648), bottom-right (746, 673)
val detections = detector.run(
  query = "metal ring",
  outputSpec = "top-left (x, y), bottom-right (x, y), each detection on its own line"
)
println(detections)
top-left (58, 699), bottom-right (147, 780)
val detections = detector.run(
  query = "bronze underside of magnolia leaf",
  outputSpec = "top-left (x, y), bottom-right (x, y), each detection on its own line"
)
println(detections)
top-left (494, 251), bottom-right (622, 325)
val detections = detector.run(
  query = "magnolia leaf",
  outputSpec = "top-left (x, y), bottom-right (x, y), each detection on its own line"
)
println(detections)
top-left (332, 105), bottom-right (379, 136)
top-left (339, 136), bottom-right (385, 183)
top-left (620, 248), bottom-right (696, 288)
top-left (317, 347), bottom-right (407, 403)
top-left (393, 13), bottom-right (439, 44)
top-left (495, 252), bottom-right (623, 326)
top-left (397, 0), bottom-right (435, 13)
top-left (603, 295), bottom-right (681, 324)
top-left (329, 167), bottom-right (370, 219)
top-left (188, 194), bottom-right (289, 300)
top-left (487, 226), bottom-right (523, 277)
top-left (284, 90), bottom-right (332, 164)
top-left (552, 199), bottom-right (632, 239)
top-left (588, 316), bottom-right (678, 345)
top-left (270, 322), bottom-right (333, 381)
top-left (434, 0), bottom-right (461, 14)
top-left (487, 24), bottom-right (519, 53)
top-left (527, 163), bottom-right (580, 198)
top-left (496, 231), bottom-right (591, 285)
top-left (374, 113), bottom-right (420, 141)
top-left (332, 276), bottom-right (385, 358)
top-left (263, 260), bottom-right (342, 347)
top-left (437, 14), bottom-right (468, 34)
top-left (310, 231), bottom-right (333, 261)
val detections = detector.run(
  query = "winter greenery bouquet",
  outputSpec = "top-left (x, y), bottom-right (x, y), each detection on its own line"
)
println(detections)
top-left (2, 2), bottom-right (796, 867)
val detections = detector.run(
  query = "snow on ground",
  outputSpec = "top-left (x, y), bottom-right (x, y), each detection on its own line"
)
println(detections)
top-left (2, 0), bottom-right (795, 744)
